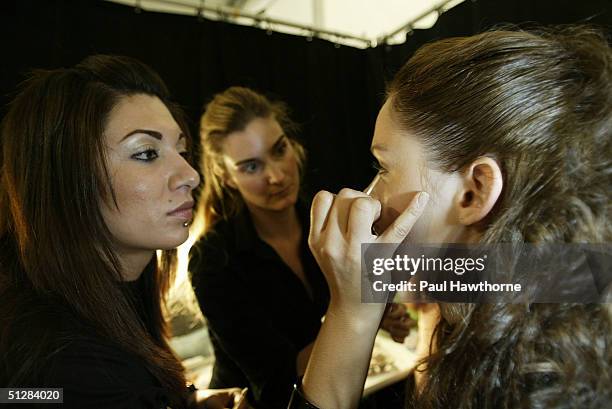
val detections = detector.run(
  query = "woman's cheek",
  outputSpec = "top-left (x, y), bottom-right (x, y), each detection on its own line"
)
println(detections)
top-left (244, 176), bottom-right (268, 196)
top-left (376, 190), bottom-right (424, 237)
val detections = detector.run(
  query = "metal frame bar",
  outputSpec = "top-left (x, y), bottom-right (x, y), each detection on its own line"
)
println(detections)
top-left (110, 0), bottom-right (463, 48)
top-left (124, 0), bottom-right (372, 46)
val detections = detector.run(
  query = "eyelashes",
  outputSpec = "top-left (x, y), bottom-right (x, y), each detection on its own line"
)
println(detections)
top-left (132, 149), bottom-right (159, 162)
top-left (238, 141), bottom-right (289, 174)
top-left (239, 161), bottom-right (262, 174)
top-left (131, 149), bottom-right (190, 162)
top-left (372, 160), bottom-right (387, 174)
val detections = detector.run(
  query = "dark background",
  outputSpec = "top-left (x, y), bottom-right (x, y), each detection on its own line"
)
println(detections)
top-left (1, 0), bottom-right (610, 197)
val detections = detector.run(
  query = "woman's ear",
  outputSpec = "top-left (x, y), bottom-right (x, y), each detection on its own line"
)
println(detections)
top-left (457, 156), bottom-right (503, 226)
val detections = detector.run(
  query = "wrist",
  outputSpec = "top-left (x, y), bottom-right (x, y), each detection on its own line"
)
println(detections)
top-left (289, 379), bottom-right (322, 409)
top-left (325, 300), bottom-right (385, 333)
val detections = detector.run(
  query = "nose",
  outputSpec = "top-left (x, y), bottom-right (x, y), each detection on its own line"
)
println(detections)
top-left (170, 155), bottom-right (201, 192)
top-left (266, 162), bottom-right (285, 185)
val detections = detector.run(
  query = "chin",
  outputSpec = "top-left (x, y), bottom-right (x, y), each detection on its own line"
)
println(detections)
top-left (272, 196), bottom-right (297, 211)
top-left (158, 230), bottom-right (190, 250)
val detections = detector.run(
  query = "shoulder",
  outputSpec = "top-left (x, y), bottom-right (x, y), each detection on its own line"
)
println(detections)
top-left (1, 299), bottom-right (170, 408)
top-left (44, 336), bottom-right (170, 408)
top-left (10, 304), bottom-right (152, 386)
top-left (191, 218), bottom-right (235, 258)
top-left (189, 219), bottom-right (236, 276)
top-left (48, 336), bottom-right (152, 384)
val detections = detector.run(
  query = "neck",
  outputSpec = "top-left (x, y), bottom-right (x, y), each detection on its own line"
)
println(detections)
top-left (248, 204), bottom-right (301, 240)
top-left (118, 250), bottom-right (155, 282)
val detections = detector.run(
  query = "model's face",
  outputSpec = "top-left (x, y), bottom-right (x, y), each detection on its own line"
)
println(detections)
top-left (221, 116), bottom-right (300, 212)
top-left (367, 101), bottom-right (464, 244)
top-left (101, 94), bottom-right (200, 256)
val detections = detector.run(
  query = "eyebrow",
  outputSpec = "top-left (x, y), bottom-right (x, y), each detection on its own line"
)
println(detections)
top-left (233, 134), bottom-right (286, 167)
top-left (121, 129), bottom-right (185, 142)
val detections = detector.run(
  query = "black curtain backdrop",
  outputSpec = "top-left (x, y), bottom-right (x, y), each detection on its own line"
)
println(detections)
top-left (2, 0), bottom-right (610, 197)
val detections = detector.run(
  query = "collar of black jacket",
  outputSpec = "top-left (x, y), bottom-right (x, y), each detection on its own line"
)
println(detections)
top-left (232, 199), bottom-right (311, 258)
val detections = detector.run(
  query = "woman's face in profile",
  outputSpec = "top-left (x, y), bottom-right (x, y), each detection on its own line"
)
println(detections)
top-left (100, 94), bottom-right (200, 257)
top-left (221, 116), bottom-right (300, 213)
top-left (367, 101), bottom-right (465, 244)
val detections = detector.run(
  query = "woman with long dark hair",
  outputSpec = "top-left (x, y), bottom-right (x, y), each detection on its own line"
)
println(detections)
top-left (291, 26), bottom-right (612, 409)
top-left (0, 55), bottom-right (242, 408)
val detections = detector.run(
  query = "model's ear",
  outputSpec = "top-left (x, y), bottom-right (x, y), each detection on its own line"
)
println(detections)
top-left (457, 156), bottom-right (503, 226)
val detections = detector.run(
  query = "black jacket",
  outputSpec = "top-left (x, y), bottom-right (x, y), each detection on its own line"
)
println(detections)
top-left (190, 203), bottom-right (329, 409)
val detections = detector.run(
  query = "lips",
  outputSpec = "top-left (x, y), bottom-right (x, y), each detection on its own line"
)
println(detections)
top-left (167, 200), bottom-right (195, 220)
top-left (270, 185), bottom-right (292, 197)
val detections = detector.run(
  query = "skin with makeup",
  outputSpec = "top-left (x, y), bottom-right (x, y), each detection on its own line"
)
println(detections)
top-left (105, 93), bottom-right (246, 408)
top-left (102, 94), bottom-right (200, 281)
top-left (299, 98), bottom-right (499, 408)
top-left (293, 27), bottom-right (612, 409)
top-left (0, 55), bottom-right (244, 409)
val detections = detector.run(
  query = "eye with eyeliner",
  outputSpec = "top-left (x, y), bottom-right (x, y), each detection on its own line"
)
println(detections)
top-left (132, 147), bottom-right (159, 162)
top-left (128, 135), bottom-right (189, 163)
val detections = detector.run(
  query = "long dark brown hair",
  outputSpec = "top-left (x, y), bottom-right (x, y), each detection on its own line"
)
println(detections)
top-left (0, 55), bottom-right (189, 407)
top-left (387, 26), bottom-right (612, 407)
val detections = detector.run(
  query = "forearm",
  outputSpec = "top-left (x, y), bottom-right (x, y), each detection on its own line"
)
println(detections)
top-left (413, 304), bottom-right (440, 392)
top-left (296, 342), bottom-right (314, 376)
top-left (300, 304), bottom-right (384, 409)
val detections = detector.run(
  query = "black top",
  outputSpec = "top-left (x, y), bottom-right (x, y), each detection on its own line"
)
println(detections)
top-left (0, 276), bottom-right (186, 409)
top-left (190, 203), bottom-right (329, 409)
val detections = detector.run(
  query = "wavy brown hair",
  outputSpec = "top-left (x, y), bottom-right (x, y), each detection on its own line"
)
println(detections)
top-left (0, 55), bottom-right (190, 407)
top-left (387, 26), bottom-right (612, 408)
top-left (193, 86), bottom-right (305, 240)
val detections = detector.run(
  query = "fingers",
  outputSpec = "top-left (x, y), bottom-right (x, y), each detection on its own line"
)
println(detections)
top-left (384, 303), bottom-right (405, 320)
top-left (311, 189), bottom-right (428, 248)
top-left (312, 188), bottom-right (376, 249)
top-left (383, 315), bottom-right (416, 344)
top-left (377, 192), bottom-right (429, 245)
top-left (309, 190), bottom-right (334, 245)
top-left (232, 388), bottom-right (249, 409)
top-left (328, 188), bottom-right (369, 235)
top-left (383, 315), bottom-right (416, 330)
top-left (396, 315), bottom-right (416, 330)
top-left (391, 333), bottom-right (409, 344)
top-left (200, 392), bottom-right (230, 409)
top-left (347, 196), bottom-right (381, 244)
top-left (381, 303), bottom-right (416, 337)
